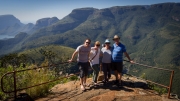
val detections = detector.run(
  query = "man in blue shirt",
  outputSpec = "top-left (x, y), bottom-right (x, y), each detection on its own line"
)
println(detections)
top-left (111, 35), bottom-right (134, 87)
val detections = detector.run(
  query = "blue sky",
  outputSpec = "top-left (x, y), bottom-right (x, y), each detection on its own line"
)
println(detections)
top-left (0, 0), bottom-right (179, 24)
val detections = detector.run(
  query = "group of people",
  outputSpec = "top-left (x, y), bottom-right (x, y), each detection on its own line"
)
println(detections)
top-left (68, 35), bottom-right (134, 91)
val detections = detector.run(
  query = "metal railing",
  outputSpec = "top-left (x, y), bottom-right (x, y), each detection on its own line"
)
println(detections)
top-left (1, 61), bottom-right (78, 99)
top-left (123, 60), bottom-right (174, 98)
top-left (1, 60), bottom-right (174, 99)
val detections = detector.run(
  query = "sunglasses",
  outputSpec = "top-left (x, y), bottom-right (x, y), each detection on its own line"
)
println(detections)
top-left (113, 38), bottom-right (119, 41)
top-left (105, 43), bottom-right (110, 44)
top-left (86, 42), bottom-right (90, 44)
top-left (96, 44), bottom-right (100, 46)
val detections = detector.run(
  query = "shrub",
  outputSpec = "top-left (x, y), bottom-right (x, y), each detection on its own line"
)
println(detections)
top-left (0, 64), bottom-right (58, 100)
top-left (22, 65), bottom-right (56, 98)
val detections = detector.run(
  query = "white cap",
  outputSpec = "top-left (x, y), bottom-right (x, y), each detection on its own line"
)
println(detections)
top-left (104, 39), bottom-right (110, 43)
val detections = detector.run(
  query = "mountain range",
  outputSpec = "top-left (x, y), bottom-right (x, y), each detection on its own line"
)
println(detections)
top-left (0, 3), bottom-right (180, 96)
top-left (0, 15), bottom-right (59, 36)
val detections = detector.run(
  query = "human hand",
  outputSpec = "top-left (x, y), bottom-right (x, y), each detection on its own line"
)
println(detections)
top-left (68, 59), bottom-right (73, 63)
top-left (130, 60), bottom-right (135, 64)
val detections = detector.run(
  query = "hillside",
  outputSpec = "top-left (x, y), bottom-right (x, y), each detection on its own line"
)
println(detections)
top-left (0, 3), bottom-right (180, 96)
top-left (18, 45), bottom-right (75, 64)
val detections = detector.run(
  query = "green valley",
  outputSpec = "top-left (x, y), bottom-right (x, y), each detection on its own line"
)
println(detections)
top-left (0, 2), bottom-right (180, 98)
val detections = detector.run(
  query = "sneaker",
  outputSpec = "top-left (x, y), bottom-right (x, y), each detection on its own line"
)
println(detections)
top-left (103, 81), bottom-right (107, 86)
top-left (113, 80), bottom-right (119, 84)
top-left (117, 83), bottom-right (123, 88)
top-left (93, 81), bottom-right (98, 85)
top-left (94, 82), bottom-right (97, 86)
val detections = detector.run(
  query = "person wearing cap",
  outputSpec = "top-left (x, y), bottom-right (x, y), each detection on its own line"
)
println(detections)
top-left (111, 35), bottom-right (134, 87)
top-left (89, 41), bottom-right (101, 85)
top-left (101, 39), bottom-right (112, 85)
top-left (68, 38), bottom-right (91, 91)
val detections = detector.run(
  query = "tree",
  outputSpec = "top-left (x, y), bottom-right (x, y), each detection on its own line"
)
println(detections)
top-left (0, 53), bottom-right (28, 68)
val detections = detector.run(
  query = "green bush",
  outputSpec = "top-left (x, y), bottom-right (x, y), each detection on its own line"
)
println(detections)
top-left (0, 64), bottom-right (58, 100)
top-left (69, 75), bottom-right (78, 81)
top-left (0, 66), bottom-right (14, 100)
top-left (148, 83), bottom-right (168, 95)
top-left (0, 62), bottom-right (79, 100)
top-left (21, 65), bottom-right (56, 98)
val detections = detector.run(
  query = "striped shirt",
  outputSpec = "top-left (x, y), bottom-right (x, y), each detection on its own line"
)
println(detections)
top-left (111, 43), bottom-right (126, 62)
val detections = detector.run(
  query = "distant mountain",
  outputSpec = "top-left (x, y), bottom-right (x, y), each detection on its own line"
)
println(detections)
top-left (21, 23), bottom-right (34, 33)
top-left (25, 8), bottom-right (96, 41)
top-left (0, 15), bottom-right (25, 36)
top-left (0, 3), bottom-right (180, 96)
top-left (35, 17), bottom-right (59, 27)
top-left (27, 17), bottom-right (59, 34)
top-left (0, 15), bottom-right (60, 36)
top-left (0, 15), bottom-right (23, 30)
top-left (0, 15), bottom-right (35, 36)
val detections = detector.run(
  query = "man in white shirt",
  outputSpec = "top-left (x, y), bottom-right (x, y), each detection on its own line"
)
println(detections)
top-left (69, 39), bottom-right (91, 91)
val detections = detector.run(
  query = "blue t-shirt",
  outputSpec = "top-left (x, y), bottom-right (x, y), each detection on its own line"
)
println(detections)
top-left (111, 43), bottom-right (126, 62)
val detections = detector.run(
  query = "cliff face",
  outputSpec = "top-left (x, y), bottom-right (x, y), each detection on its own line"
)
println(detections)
top-left (36, 75), bottom-right (176, 101)
top-left (35, 17), bottom-right (59, 27)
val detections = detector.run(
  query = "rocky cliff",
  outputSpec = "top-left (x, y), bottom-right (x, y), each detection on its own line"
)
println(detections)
top-left (35, 17), bottom-right (59, 27)
top-left (36, 75), bottom-right (177, 101)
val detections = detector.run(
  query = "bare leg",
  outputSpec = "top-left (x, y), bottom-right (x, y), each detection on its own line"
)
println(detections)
top-left (114, 70), bottom-right (118, 80)
top-left (80, 78), bottom-right (84, 85)
top-left (80, 77), bottom-right (85, 90)
top-left (83, 76), bottom-right (87, 84)
top-left (118, 73), bottom-right (122, 83)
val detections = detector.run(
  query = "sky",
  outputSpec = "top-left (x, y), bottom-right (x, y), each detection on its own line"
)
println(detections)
top-left (0, 0), bottom-right (180, 24)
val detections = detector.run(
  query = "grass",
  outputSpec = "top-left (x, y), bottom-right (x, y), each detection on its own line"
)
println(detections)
top-left (148, 82), bottom-right (168, 95)
top-left (0, 62), bottom-right (79, 100)
top-left (0, 66), bottom-right (14, 100)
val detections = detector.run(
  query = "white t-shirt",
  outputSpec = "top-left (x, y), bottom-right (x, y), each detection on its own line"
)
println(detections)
top-left (75, 45), bottom-right (91, 62)
top-left (89, 47), bottom-right (100, 65)
top-left (101, 47), bottom-right (111, 63)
